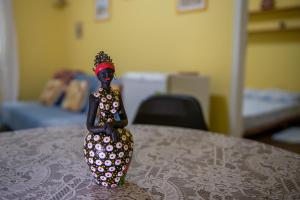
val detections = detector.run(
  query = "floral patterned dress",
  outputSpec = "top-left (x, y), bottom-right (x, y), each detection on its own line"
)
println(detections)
top-left (83, 87), bottom-right (134, 188)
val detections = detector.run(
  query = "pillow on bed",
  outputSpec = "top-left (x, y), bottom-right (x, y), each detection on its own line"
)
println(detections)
top-left (244, 89), bottom-right (300, 104)
top-left (244, 89), bottom-right (265, 99)
top-left (263, 89), bottom-right (300, 103)
top-left (61, 80), bottom-right (89, 112)
top-left (39, 79), bottom-right (65, 106)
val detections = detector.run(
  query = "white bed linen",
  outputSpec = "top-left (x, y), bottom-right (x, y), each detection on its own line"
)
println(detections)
top-left (243, 89), bottom-right (300, 134)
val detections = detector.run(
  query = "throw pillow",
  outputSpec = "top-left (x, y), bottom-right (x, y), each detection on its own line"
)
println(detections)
top-left (39, 79), bottom-right (65, 106)
top-left (62, 80), bottom-right (89, 112)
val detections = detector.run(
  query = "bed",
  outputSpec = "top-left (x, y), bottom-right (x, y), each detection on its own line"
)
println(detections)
top-left (242, 89), bottom-right (300, 136)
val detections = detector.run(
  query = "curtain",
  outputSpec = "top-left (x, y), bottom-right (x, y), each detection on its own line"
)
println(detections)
top-left (0, 0), bottom-right (19, 102)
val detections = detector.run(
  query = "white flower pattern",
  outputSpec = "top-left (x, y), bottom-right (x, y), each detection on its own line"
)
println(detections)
top-left (118, 152), bottom-right (124, 158)
top-left (103, 137), bottom-right (110, 143)
top-left (106, 145), bottom-right (113, 152)
top-left (93, 135), bottom-right (100, 141)
top-left (113, 102), bottom-right (119, 108)
top-left (95, 160), bottom-right (102, 166)
top-left (116, 142), bottom-right (122, 149)
top-left (109, 153), bottom-right (116, 159)
top-left (107, 94), bottom-right (112, 99)
top-left (95, 144), bottom-right (102, 150)
top-left (105, 160), bottom-right (112, 166)
top-left (99, 103), bottom-right (104, 109)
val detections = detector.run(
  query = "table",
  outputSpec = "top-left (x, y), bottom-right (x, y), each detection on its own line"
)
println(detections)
top-left (0, 125), bottom-right (299, 200)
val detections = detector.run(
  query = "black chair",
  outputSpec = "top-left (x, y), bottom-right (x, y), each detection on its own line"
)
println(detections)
top-left (133, 94), bottom-right (208, 130)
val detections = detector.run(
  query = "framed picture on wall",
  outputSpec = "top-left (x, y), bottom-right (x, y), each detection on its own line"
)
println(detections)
top-left (177, 0), bottom-right (207, 13)
top-left (95, 0), bottom-right (110, 21)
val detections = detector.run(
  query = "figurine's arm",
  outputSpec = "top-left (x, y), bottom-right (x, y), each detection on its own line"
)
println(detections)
top-left (113, 95), bottom-right (128, 128)
top-left (86, 94), bottom-right (106, 134)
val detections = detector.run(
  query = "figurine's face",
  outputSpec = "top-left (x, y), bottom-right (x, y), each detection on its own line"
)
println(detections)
top-left (97, 68), bottom-right (114, 88)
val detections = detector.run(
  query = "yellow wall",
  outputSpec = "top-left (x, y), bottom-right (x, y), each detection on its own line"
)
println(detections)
top-left (13, 0), bottom-right (234, 133)
top-left (246, 0), bottom-right (300, 92)
top-left (13, 0), bottom-right (68, 100)
top-left (63, 0), bottom-right (233, 133)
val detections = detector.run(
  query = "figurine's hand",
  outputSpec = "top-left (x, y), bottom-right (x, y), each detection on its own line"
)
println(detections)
top-left (88, 126), bottom-right (106, 134)
top-left (105, 123), bottom-right (118, 142)
top-left (105, 123), bottom-right (113, 134)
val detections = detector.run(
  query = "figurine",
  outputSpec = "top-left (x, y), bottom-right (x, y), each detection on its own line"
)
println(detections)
top-left (83, 51), bottom-right (134, 188)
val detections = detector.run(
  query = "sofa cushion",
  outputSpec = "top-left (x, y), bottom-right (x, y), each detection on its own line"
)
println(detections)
top-left (39, 79), bottom-right (66, 106)
top-left (74, 74), bottom-right (99, 112)
top-left (1, 101), bottom-right (86, 130)
top-left (61, 80), bottom-right (89, 112)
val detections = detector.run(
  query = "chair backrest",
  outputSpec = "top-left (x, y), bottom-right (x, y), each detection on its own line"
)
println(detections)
top-left (133, 94), bottom-right (208, 130)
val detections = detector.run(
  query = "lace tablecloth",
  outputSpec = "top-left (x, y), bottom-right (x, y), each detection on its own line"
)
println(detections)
top-left (0, 125), bottom-right (299, 200)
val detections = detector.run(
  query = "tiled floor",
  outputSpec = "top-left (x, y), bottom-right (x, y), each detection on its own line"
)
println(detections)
top-left (246, 123), bottom-right (300, 155)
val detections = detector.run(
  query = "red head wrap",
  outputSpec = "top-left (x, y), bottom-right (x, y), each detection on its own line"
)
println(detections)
top-left (94, 62), bottom-right (115, 75)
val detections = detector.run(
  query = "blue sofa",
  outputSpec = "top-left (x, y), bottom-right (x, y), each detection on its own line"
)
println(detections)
top-left (1, 101), bottom-right (87, 130)
top-left (0, 74), bottom-right (113, 130)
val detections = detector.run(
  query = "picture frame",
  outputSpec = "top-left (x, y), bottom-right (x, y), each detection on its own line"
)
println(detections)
top-left (95, 0), bottom-right (110, 21)
top-left (177, 0), bottom-right (207, 13)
